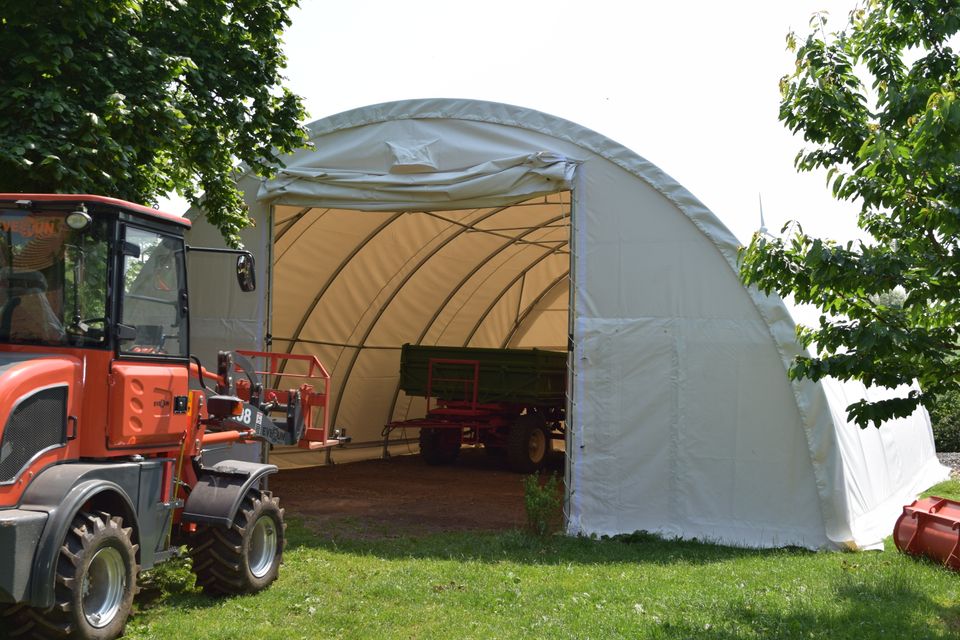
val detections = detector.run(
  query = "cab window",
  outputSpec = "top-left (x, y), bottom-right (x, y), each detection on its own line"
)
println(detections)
top-left (0, 208), bottom-right (110, 347)
top-left (119, 227), bottom-right (187, 357)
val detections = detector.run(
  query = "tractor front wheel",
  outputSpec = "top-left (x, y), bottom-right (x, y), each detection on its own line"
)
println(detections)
top-left (190, 489), bottom-right (285, 595)
top-left (5, 511), bottom-right (139, 640)
top-left (419, 428), bottom-right (462, 465)
top-left (507, 413), bottom-right (552, 473)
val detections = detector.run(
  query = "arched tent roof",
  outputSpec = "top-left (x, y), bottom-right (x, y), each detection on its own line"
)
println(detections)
top-left (186, 98), bottom-right (947, 550)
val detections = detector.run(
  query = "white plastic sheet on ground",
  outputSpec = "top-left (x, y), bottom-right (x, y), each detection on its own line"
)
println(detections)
top-left (186, 98), bottom-right (949, 550)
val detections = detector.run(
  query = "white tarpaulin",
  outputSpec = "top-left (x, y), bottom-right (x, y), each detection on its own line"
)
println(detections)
top-left (259, 151), bottom-right (580, 210)
top-left (186, 98), bottom-right (948, 550)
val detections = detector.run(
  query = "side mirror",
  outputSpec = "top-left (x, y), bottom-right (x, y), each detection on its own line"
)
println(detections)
top-left (236, 253), bottom-right (256, 292)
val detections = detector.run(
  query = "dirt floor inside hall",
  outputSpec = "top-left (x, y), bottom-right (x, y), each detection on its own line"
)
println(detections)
top-left (270, 448), bottom-right (564, 539)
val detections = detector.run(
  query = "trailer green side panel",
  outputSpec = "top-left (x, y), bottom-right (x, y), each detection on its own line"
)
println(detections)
top-left (398, 344), bottom-right (567, 405)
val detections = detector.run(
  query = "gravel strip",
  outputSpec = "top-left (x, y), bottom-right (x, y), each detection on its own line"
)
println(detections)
top-left (937, 452), bottom-right (960, 476)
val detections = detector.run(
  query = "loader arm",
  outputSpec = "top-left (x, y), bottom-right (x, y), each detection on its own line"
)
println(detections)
top-left (200, 350), bottom-right (346, 450)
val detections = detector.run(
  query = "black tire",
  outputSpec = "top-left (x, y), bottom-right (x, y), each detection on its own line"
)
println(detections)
top-left (189, 489), bottom-right (285, 596)
top-left (0, 603), bottom-right (22, 638)
top-left (3, 511), bottom-right (139, 640)
top-left (507, 413), bottom-right (552, 473)
top-left (419, 428), bottom-right (461, 465)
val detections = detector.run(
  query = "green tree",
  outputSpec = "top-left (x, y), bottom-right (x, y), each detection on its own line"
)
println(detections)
top-left (739, 1), bottom-right (960, 427)
top-left (0, 0), bottom-right (308, 247)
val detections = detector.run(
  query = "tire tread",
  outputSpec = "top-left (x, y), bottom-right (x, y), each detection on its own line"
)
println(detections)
top-left (2, 511), bottom-right (137, 640)
top-left (189, 489), bottom-right (285, 596)
top-left (507, 413), bottom-right (551, 473)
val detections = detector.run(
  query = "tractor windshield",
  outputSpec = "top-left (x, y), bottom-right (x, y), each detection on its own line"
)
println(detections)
top-left (0, 208), bottom-right (110, 347)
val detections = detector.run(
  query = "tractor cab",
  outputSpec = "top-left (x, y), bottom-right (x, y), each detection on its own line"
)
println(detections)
top-left (0, 195), bottom-right (191, 358)
top-left (0, 194), bottom-right (256, 457)
top-left (0, 195), bottom-right (253, 357)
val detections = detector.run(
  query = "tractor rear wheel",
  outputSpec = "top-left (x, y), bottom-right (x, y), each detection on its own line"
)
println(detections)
top-left (419, 428), bottom-right (461, 465)
top-left (189, 489), bottom-right (285, 596)
top-left (507, 413), bottom-right (552, 473)
top-left (4, 511), bottom-right (139, 640)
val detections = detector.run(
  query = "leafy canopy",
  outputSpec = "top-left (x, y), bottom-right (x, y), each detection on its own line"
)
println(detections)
top-left (740, 0), bottom-right (960, 427)
top-left (0, 0), bottom-right (308, 247)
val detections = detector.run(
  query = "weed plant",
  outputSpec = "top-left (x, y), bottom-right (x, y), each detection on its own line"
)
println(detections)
top-left (523, 472), bottom-right (562, 536)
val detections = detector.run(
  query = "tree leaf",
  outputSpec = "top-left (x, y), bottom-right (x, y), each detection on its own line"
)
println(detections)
top-left (739, 0), bottom-right (960, 427)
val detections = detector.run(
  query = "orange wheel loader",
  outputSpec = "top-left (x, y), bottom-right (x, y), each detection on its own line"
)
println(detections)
top-left (0, 195), bottom-right (341, 640)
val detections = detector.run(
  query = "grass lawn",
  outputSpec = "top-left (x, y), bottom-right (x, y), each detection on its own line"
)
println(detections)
top-left (126, 479), bottom-right (960, 640)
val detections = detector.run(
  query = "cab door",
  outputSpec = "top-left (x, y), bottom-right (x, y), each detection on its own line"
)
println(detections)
top-left (108, 225), bottom-right (190, 449)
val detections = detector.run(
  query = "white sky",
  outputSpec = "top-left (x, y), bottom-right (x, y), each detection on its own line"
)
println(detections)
top-left (166, 0), bottom-right (865, 245)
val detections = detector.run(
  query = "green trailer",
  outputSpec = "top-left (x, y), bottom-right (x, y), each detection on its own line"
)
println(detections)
top-left (385, 344), bottom-right (568, 472)
top-left (398, 344), bottom-right (567, 405)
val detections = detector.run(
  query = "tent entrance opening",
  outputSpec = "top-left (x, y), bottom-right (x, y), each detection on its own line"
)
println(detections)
top-left (266, 191), bottom-right (572, 467)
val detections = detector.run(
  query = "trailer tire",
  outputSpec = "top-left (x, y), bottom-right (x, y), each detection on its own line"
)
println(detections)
top-left (189, 489), bottom-right (285, 596)
top-left (5, 511), bottom-right (139, 640)
top-left (419, 428), bottom-right (461, 465)
top-left (508, 414), bottom-right (551, 473)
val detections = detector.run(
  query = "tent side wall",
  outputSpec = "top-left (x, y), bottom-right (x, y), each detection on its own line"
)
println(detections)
top-left (567, 155), bottom-right (828, 547)
top-left (562, 123), bottom-right (946, 548)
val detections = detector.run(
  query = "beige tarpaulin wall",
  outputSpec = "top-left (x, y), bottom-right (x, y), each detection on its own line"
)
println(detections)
top-left (186, 98), bottom-right (948, 550)
top-left (269, 194), bottom-right (570, 439)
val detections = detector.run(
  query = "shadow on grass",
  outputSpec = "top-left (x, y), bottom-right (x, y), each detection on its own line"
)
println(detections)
top-left (133, 522), bottom-right (812, 615)
top-left (284, 516), bottom-right (814, 567)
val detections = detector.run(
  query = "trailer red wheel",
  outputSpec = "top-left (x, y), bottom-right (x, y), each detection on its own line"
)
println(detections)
top-left (508, 413), bottom-right (551, 473)
top-left (419, 428), bottom-right (461, 465)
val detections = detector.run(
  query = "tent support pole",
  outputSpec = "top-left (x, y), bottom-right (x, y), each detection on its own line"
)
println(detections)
top-left (500, 271), bottom-right (570, 348)
top-left (274, 206), bottom-right (320, 243)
